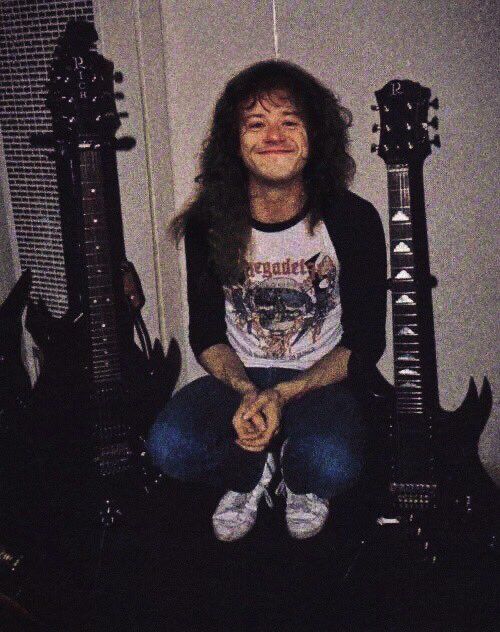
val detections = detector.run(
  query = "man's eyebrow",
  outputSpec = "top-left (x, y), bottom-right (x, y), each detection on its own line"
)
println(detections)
top-left (242, 110), bottom-right (302, 120)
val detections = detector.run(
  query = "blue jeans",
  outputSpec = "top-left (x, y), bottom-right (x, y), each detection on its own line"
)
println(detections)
top-left (147, 368), bottom-right (366, 499)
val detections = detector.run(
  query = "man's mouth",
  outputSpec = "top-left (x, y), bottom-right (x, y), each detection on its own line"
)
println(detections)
top-left (257, 149), bottom-right (294, 155)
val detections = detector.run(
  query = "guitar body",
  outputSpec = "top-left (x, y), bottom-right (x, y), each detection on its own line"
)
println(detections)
top-left (26, 302), bottom-right (172, 525)
top-left (0, 270), bottom-right (32, 433)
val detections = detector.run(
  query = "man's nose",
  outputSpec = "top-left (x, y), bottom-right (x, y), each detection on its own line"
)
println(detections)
top-left (264, 123), bottom-right (285, 142)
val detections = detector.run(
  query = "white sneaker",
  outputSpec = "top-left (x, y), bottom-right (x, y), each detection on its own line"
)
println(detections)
top-left (212, 452), bottom-right (276, 542)
top-left (277, 440), bottom-right (330, 539)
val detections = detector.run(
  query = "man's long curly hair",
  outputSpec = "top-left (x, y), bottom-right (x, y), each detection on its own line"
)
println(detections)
top-left (171, 59), bottom-right (355, 284)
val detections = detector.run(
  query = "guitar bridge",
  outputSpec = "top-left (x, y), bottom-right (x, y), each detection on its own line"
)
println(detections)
top-left (390, 481), bottom-right (437, 507)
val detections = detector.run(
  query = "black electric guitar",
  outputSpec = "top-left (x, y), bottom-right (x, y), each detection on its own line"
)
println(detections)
top-left (0, 270), bottom-right (35, 486)
top-left (0, 270), bottom-right (32, 434)
top-left (371, 80), bottom-right (494, 559)
top-left (26, 20), bottom-right (180, 526)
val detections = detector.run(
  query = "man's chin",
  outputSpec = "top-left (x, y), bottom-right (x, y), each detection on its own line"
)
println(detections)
top-left (251, 171), bottom-right (303, 187)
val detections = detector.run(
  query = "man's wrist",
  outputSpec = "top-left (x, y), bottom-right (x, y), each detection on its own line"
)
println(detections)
top-left (273, 380), bottom-right (303, 404)
top-left (237, 381), bottom-right (259, 396)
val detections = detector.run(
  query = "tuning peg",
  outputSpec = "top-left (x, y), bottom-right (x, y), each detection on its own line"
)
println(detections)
top-left (431, 135), bottom-right (441, 148)
top-left (114, 92), bottom-right (125, 100)
top-left (115, 136), bottom-right (136, 150)
top-left (370, 143), bottom-right (379, 153)
top-left (371, 105), bottom-right (379, 111)
top-left (114, 71), bottom-right (124, 83)
top-left (429, 97), bottom-right (439, 110)
top-left (372, 124), bottom-right (380, 133)
top-left (428, 116), bottom-right (439, 129)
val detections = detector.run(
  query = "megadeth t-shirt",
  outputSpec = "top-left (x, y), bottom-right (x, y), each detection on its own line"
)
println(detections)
top-left (224, 213), bottom-right (343, 369)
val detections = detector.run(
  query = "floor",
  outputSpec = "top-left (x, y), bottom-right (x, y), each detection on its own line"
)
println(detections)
top-left (0, 455), bottom-right (498, 632)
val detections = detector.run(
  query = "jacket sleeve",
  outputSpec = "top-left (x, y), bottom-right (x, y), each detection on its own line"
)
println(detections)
top-left (336, 200), bottom-right (387, 380)
top-left (184, 217), bottom-right (229, 358)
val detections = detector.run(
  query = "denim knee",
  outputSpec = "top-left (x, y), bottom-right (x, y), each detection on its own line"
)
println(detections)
top-left (282, 433), bottom-right (365, 498)
top-left (147, 414), bottom-right (205, 480)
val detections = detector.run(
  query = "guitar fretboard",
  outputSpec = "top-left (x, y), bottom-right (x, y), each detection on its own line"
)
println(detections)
top-left (80, 147), bottom-right (122, 385)
top-left (387, 164), bottom-right (424, 416)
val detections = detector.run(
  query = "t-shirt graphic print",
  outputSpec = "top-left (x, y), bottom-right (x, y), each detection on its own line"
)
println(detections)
top-left (224, 216), bottom-right (343, 370)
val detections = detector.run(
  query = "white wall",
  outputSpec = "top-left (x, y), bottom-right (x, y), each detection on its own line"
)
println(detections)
top-left (156, 0), bottom-right (499, 421)
top-left (94, 0), bottom-right (185, 381)
top-left (1, 1), bottom-right (497, 425)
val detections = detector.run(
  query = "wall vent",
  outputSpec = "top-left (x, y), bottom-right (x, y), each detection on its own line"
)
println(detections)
top-left (0, 0), bottom-right (95, 316)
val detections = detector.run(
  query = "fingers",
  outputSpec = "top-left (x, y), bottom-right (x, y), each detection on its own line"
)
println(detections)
top-left (237, 412), bottom-right (266, 438)
top-left (236, 429), bottom-right (272, 451)
top-left (235, 438), bottom-right (267, 452)
top-left (242, 389), bottom-right (282, 422)
top-left (235, 417), bottom-right (279, 452)
top-left (241, 395), bottom-right (266, 421)
top-left (233, 389), bottom-right (282, 452)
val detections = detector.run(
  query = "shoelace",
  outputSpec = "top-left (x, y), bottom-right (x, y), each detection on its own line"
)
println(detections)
top-left (248, 479), bottom-right (274, 508)
top-left (262, 487), bottom-right (273, 508)
top-left (275, 479), bottom-right (286, 498)
top-left (275, 480), bottom-right (328, 509)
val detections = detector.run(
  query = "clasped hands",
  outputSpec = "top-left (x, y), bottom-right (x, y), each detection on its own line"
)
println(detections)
top-left (233, 387), bottom-right (285, 452)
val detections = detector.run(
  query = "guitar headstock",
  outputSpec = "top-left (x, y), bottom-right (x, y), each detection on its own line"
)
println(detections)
top-left (371, 80), bottom-right (440, 165)
top-left (46, 20), bottom-right (121, 144)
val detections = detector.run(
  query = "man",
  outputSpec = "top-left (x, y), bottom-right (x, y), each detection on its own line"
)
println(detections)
top-left (148, 60), bottom-right (386, 541)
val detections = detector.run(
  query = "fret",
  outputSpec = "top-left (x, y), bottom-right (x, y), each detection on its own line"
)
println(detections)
top-left (394, 341), bottom-right (420, 345)
top-left (91, 338), bottom-right (119, 347)
top-left (88, 283), bottom-right (115, 290)
top-left (93, 360), bottom-right (121, 369)
top-left (395, 328), bottom-right (418, 338)
top-left (396, 403), bottom-right (424, 408)
top-left (92, 366), bottom-right (120, 374)
top-left (90, 327), bottom-right (117, 336)
top-left (94, 376), bottom-right (122, 384)
top-left (396, 405), bottom-right (425, 410)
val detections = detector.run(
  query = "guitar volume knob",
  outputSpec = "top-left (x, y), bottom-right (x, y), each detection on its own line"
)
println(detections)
top-left (431, 135), bottom-right (441, 148)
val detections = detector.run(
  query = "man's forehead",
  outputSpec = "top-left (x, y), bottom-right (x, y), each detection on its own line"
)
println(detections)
top-left (239, 89), bottom-right (300, 116)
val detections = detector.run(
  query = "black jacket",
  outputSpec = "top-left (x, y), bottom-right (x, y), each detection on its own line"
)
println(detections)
top-left (184, 189), bottom-right (387, 382)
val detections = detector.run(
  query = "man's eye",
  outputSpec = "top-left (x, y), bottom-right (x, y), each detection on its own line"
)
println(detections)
top-left (248, 122), bottom-right (264, 129)
top-left (283, 121), bottom-right (299, 127)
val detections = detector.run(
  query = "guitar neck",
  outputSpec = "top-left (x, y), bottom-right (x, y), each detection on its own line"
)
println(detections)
top-left (80, 146), bottom-right (122, 386)
top-left (387, 163), bottom-right (439, 414)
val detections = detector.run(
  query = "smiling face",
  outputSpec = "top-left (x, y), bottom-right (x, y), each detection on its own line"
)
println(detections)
top-left (238, 89), bottom-right (309, 185)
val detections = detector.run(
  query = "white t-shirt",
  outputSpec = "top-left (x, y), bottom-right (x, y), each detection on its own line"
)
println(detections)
top-left (224, 216), bottom-right (343, 369)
